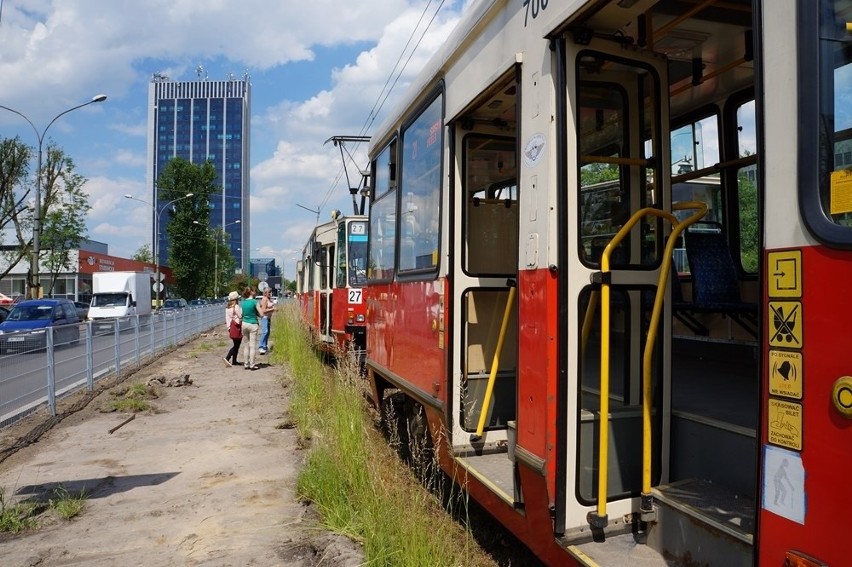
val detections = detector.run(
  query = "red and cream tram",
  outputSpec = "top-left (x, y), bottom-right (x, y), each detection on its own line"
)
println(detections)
top-left (362, 0), bottom-right (851, 565)
top-left (297, 212), bottom-right (369, 358)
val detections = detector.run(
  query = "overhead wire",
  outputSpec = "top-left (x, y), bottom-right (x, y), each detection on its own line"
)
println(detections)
top-left (315, 0), bottom-right (448, 215)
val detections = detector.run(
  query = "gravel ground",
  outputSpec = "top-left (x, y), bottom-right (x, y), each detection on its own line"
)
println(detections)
top-left (0, 327), bottom-right (364, 567)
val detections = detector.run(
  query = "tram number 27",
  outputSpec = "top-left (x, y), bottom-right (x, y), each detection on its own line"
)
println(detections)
top-left (348, 289), bottom-right (363, 305)
top-left (523, 0), bottom-right (548, 27)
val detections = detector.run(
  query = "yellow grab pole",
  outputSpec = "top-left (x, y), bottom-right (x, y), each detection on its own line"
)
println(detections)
top-left (590, 203), bottom-right (706, 527)
top-left (473, 282), bottom-right (517, 440)
top-left (640, 202), bottom-right (706, 500)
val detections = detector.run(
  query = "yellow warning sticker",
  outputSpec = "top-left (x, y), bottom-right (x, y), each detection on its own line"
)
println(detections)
top-left (830, 169), bottom-right (852, 214)
top-left (767, 250), bottom-right (802, 298)
top-left (769, 350), bottom-right (803, 399)
top-left (768, 399), bottom-right (803, 451)
top-left (768, 301), bottom-right (803, 349)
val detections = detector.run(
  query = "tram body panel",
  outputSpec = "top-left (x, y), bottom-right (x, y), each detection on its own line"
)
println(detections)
top-left (367, 278), bottom-right (447, 406)
top-left (757, 245), bottom-right (852, 564)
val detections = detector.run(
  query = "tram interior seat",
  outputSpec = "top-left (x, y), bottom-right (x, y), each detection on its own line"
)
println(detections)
top-left (672, 229), bottom-right (758, 338)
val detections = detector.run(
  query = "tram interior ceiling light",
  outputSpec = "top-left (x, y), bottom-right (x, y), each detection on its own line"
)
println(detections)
top-left (618, 0), bottom-right (640, 8)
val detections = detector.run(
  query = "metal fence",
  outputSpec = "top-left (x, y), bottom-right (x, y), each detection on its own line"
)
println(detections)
top-left (0, 305), bottom-right (222, 428)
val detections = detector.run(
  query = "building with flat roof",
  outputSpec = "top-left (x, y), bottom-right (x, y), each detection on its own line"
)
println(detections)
top-left (0, 240), bottom-right (173, 302)
top-left (147, 74), bottom-right (251, 275)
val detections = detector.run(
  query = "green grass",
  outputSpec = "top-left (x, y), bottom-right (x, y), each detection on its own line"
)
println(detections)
top-left (0, 485), bottom-right (86, 533)
top-left (270, 305), bottom-right (495, 567)
top-left (49, 485), bottom-right (87, 520)
top-left (0, 488), bottom-right (39, 533)
top-left (103, 382), bottom-right (155, 412)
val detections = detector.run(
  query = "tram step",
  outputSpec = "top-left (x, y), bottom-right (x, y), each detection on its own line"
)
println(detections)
top-left (647, 478), bottom-right (754, 566)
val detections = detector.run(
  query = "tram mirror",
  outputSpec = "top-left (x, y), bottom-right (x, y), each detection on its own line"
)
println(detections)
top-left (296, 260), bottom-right (304, 274)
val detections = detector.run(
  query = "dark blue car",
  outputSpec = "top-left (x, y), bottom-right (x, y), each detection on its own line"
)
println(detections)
top-left (0, 299), bottom-right (81, 354)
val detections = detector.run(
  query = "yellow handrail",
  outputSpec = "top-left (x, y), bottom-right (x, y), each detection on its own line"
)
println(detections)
top-left (590, 201), bottom-right (707, 527)
top-left (472, 281), bottom-right (517, 440)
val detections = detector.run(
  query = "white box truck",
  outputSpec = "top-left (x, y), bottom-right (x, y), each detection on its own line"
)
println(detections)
top-left (89, 272), bottom-right (152, 332)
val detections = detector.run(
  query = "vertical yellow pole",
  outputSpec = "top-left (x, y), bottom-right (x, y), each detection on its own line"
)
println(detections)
top-left (473, 284), bottom-right (517, 439)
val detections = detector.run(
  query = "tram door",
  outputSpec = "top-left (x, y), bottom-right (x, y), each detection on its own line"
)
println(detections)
top-left (450, 71), bottom-right (520, 451)
top-left (318, 242), bottom-right (335, 343)
top-left (562, 38), bottom-right (672, 529)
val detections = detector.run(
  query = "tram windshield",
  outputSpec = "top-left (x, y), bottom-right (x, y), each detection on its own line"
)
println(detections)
top-left (348, 221), bottom-right (368, 285)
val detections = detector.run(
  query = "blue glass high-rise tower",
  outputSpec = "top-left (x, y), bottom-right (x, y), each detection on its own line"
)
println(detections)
top-left (146, 76), bottom-right (251, 275)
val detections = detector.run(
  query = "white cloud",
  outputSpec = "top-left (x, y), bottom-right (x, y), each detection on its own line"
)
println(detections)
top-left (0, 0), bottom-right (467, 277)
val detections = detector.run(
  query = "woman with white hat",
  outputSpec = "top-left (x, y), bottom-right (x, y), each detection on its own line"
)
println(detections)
top-left (224, 291), bottom-right (243, 366)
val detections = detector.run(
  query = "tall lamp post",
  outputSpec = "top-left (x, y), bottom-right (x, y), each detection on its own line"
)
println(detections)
top-left (125, 192), bottom-right (194, 306)
top-left (0, 94), bottom-right (108, 298)
top-left (194, 219), bottom-right (240, 297)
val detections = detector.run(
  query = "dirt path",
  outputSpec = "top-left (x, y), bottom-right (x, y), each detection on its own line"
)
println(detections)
top-left (0, 327), bottom-right (363, 566)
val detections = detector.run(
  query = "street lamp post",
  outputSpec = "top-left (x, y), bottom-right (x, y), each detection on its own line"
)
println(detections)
top-left (194, 219), bottom-right (240, 297)
top-left (125, 192), bottom-right (194, 307)
top-left (0, 94), bottom-right (108, 298)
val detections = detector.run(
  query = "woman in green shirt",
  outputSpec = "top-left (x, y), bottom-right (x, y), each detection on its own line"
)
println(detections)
top-left (239, 287), bottom-right (263, 369)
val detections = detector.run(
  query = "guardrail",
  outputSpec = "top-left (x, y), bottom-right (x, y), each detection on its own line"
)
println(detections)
top-left (0, 304), bottom-right (223, 428)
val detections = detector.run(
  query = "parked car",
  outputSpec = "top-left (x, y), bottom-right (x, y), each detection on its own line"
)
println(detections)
top-left (74, 301), bottom-right (90, 320)
top-left (188, 298), bottom-right (209, 307)
top-left (159, 298), bottom-right (188, 315)
top-left (0, 299), bottom-right (81, 354)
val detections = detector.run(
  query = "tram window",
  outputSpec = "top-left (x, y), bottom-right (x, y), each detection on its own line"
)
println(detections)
top-left (735, 100), bottom-right (760, 273)
top-left (671, 115), bottom-right (719, 175)
top-left (577, 59), bottom-right (660, 268)
top-left (577, 79), bottom-right (629, 266)
top-left (821, 0), bottom-right (852, 228)
top-left (368, 193), bottom-right (396, 281)
top-left (336, 223), bottom-right (347, 288)
top-left (399, 93), bottom-right (443, 274)
top-left (463, 135), bottom-right (518, 275)
top-left (801, 0), bottom-right (852, 244)
top-left (373, 140), bottom-right (397, 199)
top-left (369, 140), bottom-right (398, 281)
top-left (320, 245), bottom-right (334, 289)
top-left (348, 221), bottom-right (368, 286)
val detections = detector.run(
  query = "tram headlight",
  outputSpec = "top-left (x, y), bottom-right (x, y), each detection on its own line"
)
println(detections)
top-left (356, 314), bottom-right (365, 323)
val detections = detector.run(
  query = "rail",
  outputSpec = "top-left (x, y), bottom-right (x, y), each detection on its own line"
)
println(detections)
top-left (588, 201), bottom-right (707, 529)
top-left (0, 304), bottom-right (222, 428)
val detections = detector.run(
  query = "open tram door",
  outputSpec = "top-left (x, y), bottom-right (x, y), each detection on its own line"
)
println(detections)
top-left (557, 6), bottom-right (761, 563)
top-left (559, 33), bottom-right (679, 542)
top-left (314, 234), bottom-right (336, 346)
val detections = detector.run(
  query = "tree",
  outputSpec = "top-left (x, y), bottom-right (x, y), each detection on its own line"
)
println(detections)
top-left (156, 158), bottom-right (218, 300)
top-left (0, 138), bottom-right (91, 295)
top-left (131, 244), bottom-right (153, 264)
top-left (0, 137), bottom-right (33, 281)
top-left (211, 227), bottom-right (237, 298)
top-left (39, 147), bottom-right (91, 295)
top-left (737, 173), bottom-right (759, 273)
top-left (229, 272), bottom-right (258, 295)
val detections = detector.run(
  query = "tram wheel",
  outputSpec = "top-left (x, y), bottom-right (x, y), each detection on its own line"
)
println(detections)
top-left (406, 401), bottom-right (438, 491)
top-left (380, 392), bottom-right (409, 460)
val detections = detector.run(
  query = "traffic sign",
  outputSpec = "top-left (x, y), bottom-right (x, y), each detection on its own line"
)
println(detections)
top-left (258, 271), bottom-right (268, 282)
top-left (153, 282), bottom-right (164, 292)
top-left (258, 281), bottom-right (269, 292)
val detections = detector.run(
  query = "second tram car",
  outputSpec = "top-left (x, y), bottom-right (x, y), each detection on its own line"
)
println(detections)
top-left (297, 213), bottom-right (369, 357)
top-left (361, 0), bottom-right (851, 565)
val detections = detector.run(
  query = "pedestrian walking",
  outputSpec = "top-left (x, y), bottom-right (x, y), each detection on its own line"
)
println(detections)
top-left (258, 288), bottom-right (276, 354)
top-left (224, 291), bottom-right (243, 366)
top-left (239, 287), bottom-right (263, 370)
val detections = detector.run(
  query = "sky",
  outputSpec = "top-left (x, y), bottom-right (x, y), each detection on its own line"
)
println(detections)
top-left (0, 0), bottom-right (467, 281)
